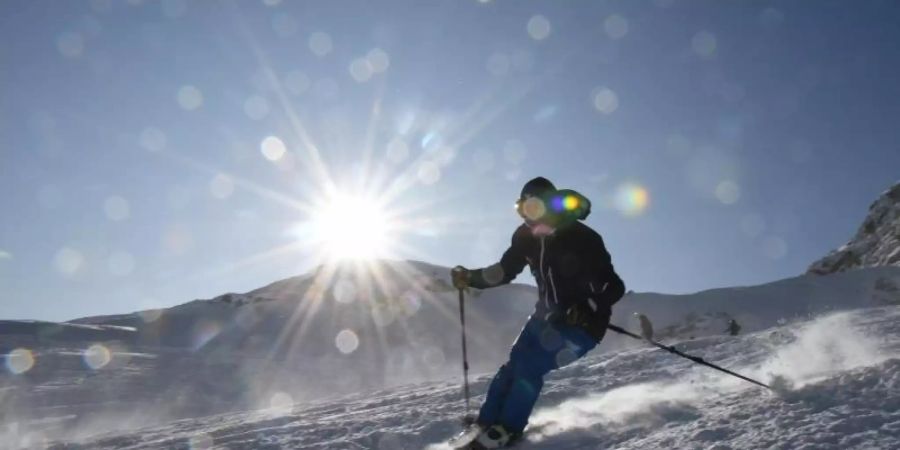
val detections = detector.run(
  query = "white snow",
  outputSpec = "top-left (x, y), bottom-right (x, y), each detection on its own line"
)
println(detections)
top-left (0, 261), bottom-right (899, 448)
top-left (6, 305), bottom-right (896, 449)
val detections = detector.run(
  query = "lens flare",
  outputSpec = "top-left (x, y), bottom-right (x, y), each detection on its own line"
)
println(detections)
top-left (333, 278), bottom-right (357, 304)
top-left (518, 197), bottom-right (546, 221)
top-left (546, 194), bottom-right (580, 214)
top-left (54, 247), bottom-right (84, 276)
top-left (139, 308), bottom-right (164, 323)
top-left (103, 196), bottom-right (130, 221)
top-left (604, 14), bottom-right (629, 40)
top-left (209, 173), bottom-right (235, 199)
top-left (192, 320), bottom-right (222, 351)
top-left (261, 136), bottom-right (287, 161)
top-left (188, 433), bottom-right (214, 450)
top-left (335, 329), bottom-right (360, 354)
top-left (527, 15), bottom-right (551, 41)
top-left (549, 196), bottom-right (564, 212)
top-left (367, 48), bottom-right (390, 73)
top-left (176, 85), bottom-right (203, 111)
top-left (615, 184), bottom-right (650, 216)
top-left (83, 344), bottom-right (112, 370)
top-left (308, 31), bottom-right (333, 57)
top-left (6, 348), bottom-right (35, 375)
top-left (268, 391), bottom-right (294, 414)
top-left (401, 290), bottom-right (422, 317)
top-left (562, 195), bottom-right (579, 211)
top-left (692, 31), bottom-right (717, 58)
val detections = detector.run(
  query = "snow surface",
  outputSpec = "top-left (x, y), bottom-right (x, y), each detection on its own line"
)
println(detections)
top-left (3, 262), bottom-right (900, 449)
top-left (12, 305), bottom-right (899, 449)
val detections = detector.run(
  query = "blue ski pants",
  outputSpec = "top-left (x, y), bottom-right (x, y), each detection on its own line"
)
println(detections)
top-left (477, 315), bottom-right (598, 434)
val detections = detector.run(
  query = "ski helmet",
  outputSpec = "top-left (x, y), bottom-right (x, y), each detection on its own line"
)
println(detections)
top-left (519, 176), bottom-right (556, 199)
top-left (516, 177), bottom-right (556, 222)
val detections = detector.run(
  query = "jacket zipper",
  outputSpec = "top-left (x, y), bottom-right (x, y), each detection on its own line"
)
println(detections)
top-left (548, 267), bottom-right (559, 307)
top-left (540, 237), bottom-right (549, 310)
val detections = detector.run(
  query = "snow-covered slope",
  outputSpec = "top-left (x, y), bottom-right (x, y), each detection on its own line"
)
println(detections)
top-left (64, 260), bottom-right (536, 397)
top-left (809, 181), bottom-right (900, 275)
top-left (0, 320), bottom-right (136, 343)
top-left (4, 261), bottom-right (900, 446)
top-left (23, 305), bottom-right (900, 450)
top-left (1, 260), bottom-right (539, 444)
top-left (609, 265), bottom-right (900, 345)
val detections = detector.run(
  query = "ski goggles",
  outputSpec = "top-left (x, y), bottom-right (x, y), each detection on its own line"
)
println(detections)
top-left (515, 191), bottom-right (588, 222)
top-left (515, 195), bottom-right (547, 221)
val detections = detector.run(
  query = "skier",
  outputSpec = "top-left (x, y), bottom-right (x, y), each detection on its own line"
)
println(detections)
top-left (635, 312), bottom-right (654, 341)
top-left (727, 318), bottom-right (741, 336)
top-left (451, 177), bottom-right (625, 449)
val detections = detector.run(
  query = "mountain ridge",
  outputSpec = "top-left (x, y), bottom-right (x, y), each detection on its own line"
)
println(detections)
top-left (809, 181), bottom-right (900, 275)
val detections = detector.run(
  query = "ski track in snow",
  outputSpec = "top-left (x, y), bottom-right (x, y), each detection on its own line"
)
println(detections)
top-left (10, 306), bottom-right (898, 450)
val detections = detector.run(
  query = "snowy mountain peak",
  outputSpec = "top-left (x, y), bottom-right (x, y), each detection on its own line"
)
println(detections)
top-left (809, 181), bottom-right (900, 275)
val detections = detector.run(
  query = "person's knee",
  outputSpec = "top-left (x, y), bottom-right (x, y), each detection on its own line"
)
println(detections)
top-left (510, 376), bottom-right (542, 398)
top-left (510, 356), bottom-right (553, 382)
top-left (493, 361), bottom-right (522, 386)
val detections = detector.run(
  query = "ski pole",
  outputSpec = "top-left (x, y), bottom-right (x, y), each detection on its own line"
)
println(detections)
top-left (606, 323), bottom-right (772, 390)
top-left (457, 286), bottom-right (472, 417)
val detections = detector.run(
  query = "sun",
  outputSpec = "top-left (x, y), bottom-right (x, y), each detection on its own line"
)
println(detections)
top-left (308, 193), bottom-right (392, 261)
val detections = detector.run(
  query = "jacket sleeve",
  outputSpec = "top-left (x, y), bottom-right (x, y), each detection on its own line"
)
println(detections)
top-left (584, 231), bottom-right (626, 308)
top-left (469, 226), bottom-right (530, 289)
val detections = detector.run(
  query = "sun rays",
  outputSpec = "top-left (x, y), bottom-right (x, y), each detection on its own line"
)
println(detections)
top-left (49, 46), bottom-right (525, 390)
top-left (48, 1), bottom-right (561, 377)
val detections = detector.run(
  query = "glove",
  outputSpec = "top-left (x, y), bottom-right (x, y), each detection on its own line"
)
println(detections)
top-left (564, 304), bottom-right (587, 327)
top-left (564, 303), bottom-right (611, 341)
top-left (542, 305), bottom-right (585, 327)
top-left (451, 266), bottom-right (470, 290)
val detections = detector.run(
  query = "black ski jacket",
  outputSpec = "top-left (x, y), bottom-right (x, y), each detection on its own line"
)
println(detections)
top-left (469, 221), bottom-right (625, 340)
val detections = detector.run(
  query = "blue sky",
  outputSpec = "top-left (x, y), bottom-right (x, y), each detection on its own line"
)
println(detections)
top-left (1, 0), bottom-right (899, 321)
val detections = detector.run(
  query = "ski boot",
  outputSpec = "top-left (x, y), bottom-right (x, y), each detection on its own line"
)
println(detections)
top-left (464, 424), bottom-right (519, 449)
